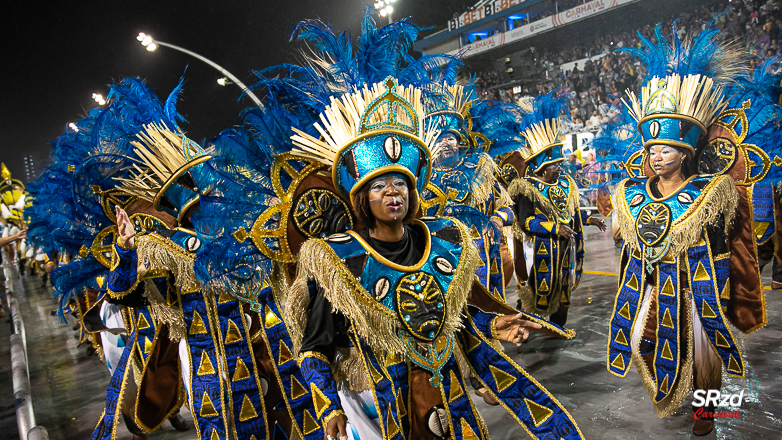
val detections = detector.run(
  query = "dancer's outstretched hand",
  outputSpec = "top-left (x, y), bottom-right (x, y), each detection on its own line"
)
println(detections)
top-left (115, 206), bottom-right (136, 248)
top-left (325, 412), bottom-right (348, 440)
top-left (589, 217), bottom-right (607, 231)
top-left (493, 313), bottom-right (543, 346)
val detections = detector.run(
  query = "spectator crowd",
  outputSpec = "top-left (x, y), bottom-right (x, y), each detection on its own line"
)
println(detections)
top-left (469, 0), bottom-right (782, 135)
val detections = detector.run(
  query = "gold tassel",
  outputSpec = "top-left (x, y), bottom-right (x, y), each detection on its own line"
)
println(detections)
top-left (141, 279), bottom-right (186, 342)
top-left (469, 153), bottom-right (501, 207)
top-left (136, 234), bottom-right (200, 294)
top-left (507, 177), bottom-right (578, 222)
top-left (332, 346), bottom-right (372, 392)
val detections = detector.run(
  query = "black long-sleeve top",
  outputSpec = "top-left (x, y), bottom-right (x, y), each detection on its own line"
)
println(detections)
top-left (299, 225), bottom-right (424, 361)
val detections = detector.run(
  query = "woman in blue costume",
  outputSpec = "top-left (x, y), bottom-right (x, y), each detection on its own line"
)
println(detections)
top-left (286, 77), bottom-right (584, 440)
top-left (607, 24), bottom-right (773, 436)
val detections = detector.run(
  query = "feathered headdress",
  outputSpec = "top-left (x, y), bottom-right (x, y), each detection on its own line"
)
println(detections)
top-left (425, 83), bottom-right (481, 156)
top-left (520, 119), bottom-right (565, 175)
top-left (290, 77), bottom-right (438, 209)
top-left (109, 76), bottom-right (213, 224)
top-left (619, 22), bottom-right (745, 154)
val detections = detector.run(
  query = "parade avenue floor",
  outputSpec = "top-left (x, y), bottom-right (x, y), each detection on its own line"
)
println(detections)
top-left (1, 221), bottom-right (781, 440)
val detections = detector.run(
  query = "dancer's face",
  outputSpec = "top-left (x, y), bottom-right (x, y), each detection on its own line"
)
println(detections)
top-left (367, 174), bottom-right (409, 224)
top-left (649, 144), bottom-right (685, 178)
top-left (538, 163), bottom-right (561, 183)
top-left (433, 133), bottom-right (460, 167)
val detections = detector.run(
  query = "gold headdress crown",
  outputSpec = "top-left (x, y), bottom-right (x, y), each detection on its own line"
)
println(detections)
top-left (291, 77), bottom-right (438, 200)
top-left (623, 74), bottom-right (729, 152)
top-left (520, 119), bottom-right (564, 175)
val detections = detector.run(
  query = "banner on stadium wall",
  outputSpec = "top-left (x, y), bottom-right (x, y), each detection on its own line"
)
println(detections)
top-left (448, 0), bottom-right (638, 57)
top-left (448, 0), bottom-right (525, 31)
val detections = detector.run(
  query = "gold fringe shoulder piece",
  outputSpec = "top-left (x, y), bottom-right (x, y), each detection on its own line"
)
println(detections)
top-left (136, 233), bottom-right (200, 294)
top-left (614, 179), bottom-right (641, 250)
top-left (507, 176), bottom-right (577, 220)
top-left (469, 153), bottom-right (501, 207)
top-left (287, 218), bottom-right (481, 359)
top-left (615, 175), bottom-right (737, 257)
top-left (494, 183), bottom-right (514, 209)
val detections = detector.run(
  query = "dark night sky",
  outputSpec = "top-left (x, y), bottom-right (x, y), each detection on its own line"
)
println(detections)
top-left (1, 0), bottom-right (473, 181)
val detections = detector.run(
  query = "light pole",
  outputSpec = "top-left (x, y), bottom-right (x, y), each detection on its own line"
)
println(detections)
top-left (374, 0), bottom-right (396, 23)
top-left (136, 33), bottom-right (263, 107)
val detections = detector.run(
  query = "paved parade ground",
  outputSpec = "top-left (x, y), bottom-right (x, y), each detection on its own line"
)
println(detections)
top-left (1, 222), bottom-right (781, 440)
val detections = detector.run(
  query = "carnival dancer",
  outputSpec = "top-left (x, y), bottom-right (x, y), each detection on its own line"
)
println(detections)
top-left (287, 77), bottom-right (584, 440)
top-left (421, 84), bottom-right (516, 304)
top-left (106, 130), bottom-right (274, 440)
top-left (42, 76), bottom-right (274, 440)
top-left (0, 164), bottom-right (29, 294)
top-left (508, 117), bottom-right (606, 326)
top-left (607, 24), bottom-right (771, 435)
top-left (23, 88), bottom-right (192, 440)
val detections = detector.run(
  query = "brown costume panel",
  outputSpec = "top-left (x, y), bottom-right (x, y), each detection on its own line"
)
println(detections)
top-left (513, 237), bottom-right (528, 283)
top-left (136, 324), bottom-right (184, 431)
top-left (408, 369), bottom-right (446, 440)
top-left (727, 186), bottom-right (766, 333)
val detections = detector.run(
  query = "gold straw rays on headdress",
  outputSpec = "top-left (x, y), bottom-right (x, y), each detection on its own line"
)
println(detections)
top-left (623, 74), bottom-right (729, 128)
top-left (520, 118), bottom-right (562, 159)
top-left (114, 121), bottom-right (208, 202)
top-left (290, 81), bottom-right (440, 168)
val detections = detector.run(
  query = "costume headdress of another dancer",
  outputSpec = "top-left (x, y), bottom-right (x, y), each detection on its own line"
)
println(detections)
top-left (112, 81), bottom-right (212, 226)
top-left (0, 164), bottom-right (28, 228)
top-left (424, 83), bottom-right (485, 150)
top-left (618, 22), bottom-right (748, 177)
top-left (422, 82), bottom-right (505, 216)
top-left (290, 76), bottom-right (438, 214)
top-left (624, 75), bottom-right (728, 154)
top-left (521, 119), bottom-right (565, 176)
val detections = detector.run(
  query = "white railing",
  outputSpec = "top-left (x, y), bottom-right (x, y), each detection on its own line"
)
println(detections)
top-left (5, 265), bottom-right (49, 440)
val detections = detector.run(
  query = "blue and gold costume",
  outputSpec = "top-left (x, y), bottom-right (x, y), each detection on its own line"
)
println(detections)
top-left (508, 119), bottom-right (593, 325)
top-left (286, 78), bottom-right (584, 440)
top-left (607, 25), bottom-right (770, 421)
top-left (101, 97), bottom-right (275, 439)
top-left (421, 84), bottom-right (515, 303)
top-left (22, 81), bottom-right (193, 440)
